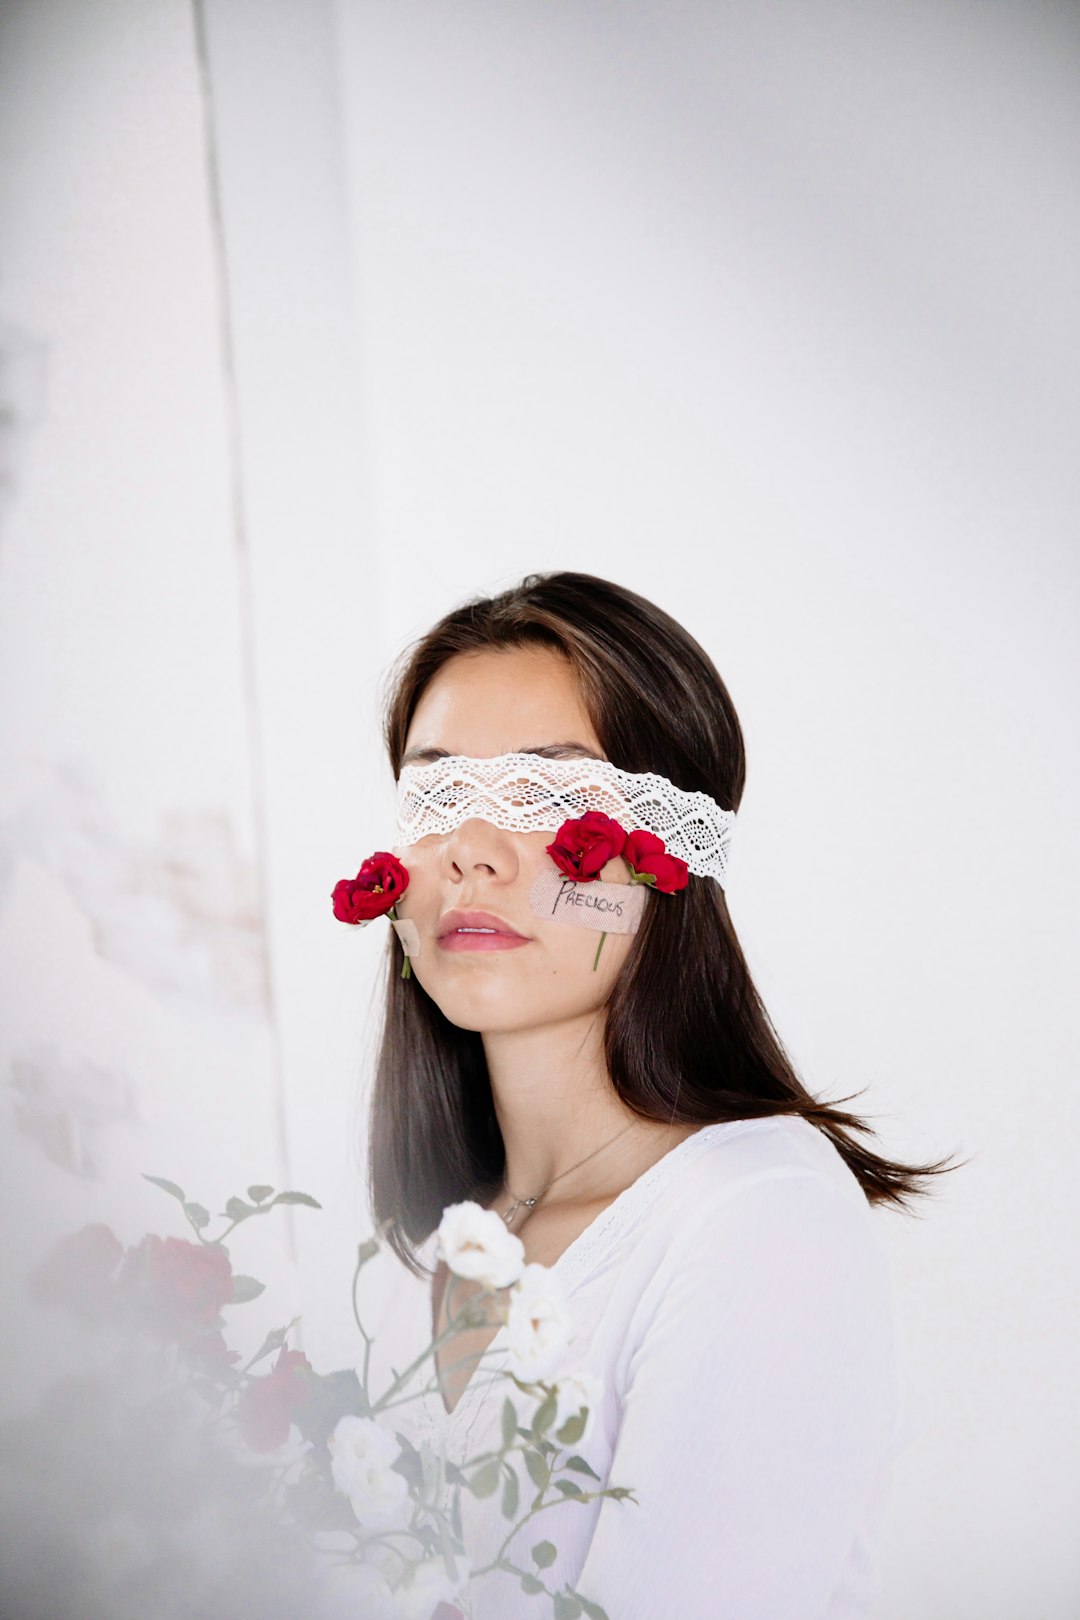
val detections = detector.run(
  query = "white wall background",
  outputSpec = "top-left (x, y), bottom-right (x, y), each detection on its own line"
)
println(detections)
top-left (0, 1), bottom-right (1076, 1616)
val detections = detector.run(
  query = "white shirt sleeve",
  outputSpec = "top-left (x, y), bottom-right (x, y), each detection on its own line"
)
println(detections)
top-left (571, 1168), bottom-right (900, 1620)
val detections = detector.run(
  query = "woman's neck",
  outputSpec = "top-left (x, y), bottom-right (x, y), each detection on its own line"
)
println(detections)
top-left (481, 1012), bottom-right (693, 1210)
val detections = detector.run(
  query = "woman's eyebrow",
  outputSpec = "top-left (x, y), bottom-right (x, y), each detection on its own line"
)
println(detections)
top-left (400, 741), bottom-right (602, 765)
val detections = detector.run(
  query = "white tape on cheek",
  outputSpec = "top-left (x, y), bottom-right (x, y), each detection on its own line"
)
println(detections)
top-left (389, 918), bottom-right (421, 958)
top-left (529, 869), bottom-right (646, 933)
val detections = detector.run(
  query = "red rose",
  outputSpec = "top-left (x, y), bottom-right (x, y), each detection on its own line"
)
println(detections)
top-left (189, 1326), bottom-right (243, 1369)
top-left (623, 829), bottom-right (689, 894)
top-left (545, 812), bottom-right (627, 881)
top-left (237, 1346), bottom-right (312, 1452)
top-left (331, 851), bottom-right (409, 923)
top-left (28, 1222), bottom-right (125, 1323)
top-left (121, 1234), bottom-right (234, 1334)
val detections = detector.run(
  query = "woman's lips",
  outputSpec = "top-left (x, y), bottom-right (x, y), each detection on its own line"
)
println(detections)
top-left (437, 929), bottom-right (532, 952)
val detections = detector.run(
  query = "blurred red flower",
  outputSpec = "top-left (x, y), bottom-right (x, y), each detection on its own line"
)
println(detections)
top-left (28, 1222), bottom-right (125, 1324)
top-left (121, 1234), bottom-right (234, 1334)
top-left (237, 1346), bottom-right (313, 1452)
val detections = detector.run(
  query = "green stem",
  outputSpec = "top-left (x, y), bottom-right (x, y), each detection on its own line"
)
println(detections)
top-left (367, 1273), bottom-right (501, 1416)
top-left (350, 1247), bottom-right (375, 1397)
top-left (388, 905), bottom-right (412, 979)
top-left (592, 931), bottom-right (607, 971)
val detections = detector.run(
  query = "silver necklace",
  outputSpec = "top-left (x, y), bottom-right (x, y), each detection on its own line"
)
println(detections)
top-left (498, 1119), bottom-right (640, 1229)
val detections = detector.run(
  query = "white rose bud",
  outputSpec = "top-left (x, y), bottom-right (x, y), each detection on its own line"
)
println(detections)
top-left (505, 1262), bottom-right (572, 1383)
top-left (436, 1201), bottom-right (525, 1291)
top-left (327, 1414), bottom-right (411, 1531)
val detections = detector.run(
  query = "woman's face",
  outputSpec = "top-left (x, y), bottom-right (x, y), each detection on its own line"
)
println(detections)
top-left (393, 645), bottom-right (639, 1034)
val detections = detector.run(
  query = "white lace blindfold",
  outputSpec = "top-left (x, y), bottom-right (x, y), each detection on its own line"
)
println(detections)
top-left (394, 753), bottom-right (735, 884)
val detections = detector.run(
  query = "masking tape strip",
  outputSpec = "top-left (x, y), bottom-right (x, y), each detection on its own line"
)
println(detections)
top-left (390, 918), bottom-right (421, 958)
top-left (529, 868), bottom-right (646, 933)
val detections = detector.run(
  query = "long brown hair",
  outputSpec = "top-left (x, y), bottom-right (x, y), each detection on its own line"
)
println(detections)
top-left (367, 570), bottom-right (964, 1277)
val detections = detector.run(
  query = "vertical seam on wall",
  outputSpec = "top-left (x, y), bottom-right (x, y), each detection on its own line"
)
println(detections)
top-left (189, 0), bottom-right (297, 1266)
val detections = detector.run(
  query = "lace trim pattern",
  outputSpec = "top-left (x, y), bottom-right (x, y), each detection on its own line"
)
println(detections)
top-left (395, 753), bottom-right (736, 883)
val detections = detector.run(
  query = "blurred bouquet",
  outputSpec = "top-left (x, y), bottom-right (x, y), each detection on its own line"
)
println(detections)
top-left (2, 1175), bottom-right (632, 1620)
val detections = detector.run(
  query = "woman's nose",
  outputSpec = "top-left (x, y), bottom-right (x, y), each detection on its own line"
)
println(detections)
top-left (444, 818), bottom-right (518, 879)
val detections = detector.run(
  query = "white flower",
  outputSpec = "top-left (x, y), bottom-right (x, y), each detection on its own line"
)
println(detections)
top-left (327, 1414), bottom-right (411, 1531)
top-left (391, 1552), bottom-right (472, 1620)
top-left (504, 1262), bottom-right (572, 1383)
top-left (436, 1201), bottom-right (525, 1290)
top-left (552, 1370), bottom-right (603, 1444)
top-left (318, 1557), bottom-right (398, 1620)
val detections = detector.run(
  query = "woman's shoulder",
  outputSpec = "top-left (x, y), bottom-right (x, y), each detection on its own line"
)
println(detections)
top-left (650, 1112), bottom-right (871, 1229)
top-left (615, 1114), bottom-right (897, 1383)
top-left (683, 1114), bottom-right (867, 1205)
top-left (615, 1112), bottom-right (888, 1308)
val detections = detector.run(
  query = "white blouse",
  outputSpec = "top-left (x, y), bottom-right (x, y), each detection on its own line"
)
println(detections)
top-left (368, 1114), bottom-right (914, 1620)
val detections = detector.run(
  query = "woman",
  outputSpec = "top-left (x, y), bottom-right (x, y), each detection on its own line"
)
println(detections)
top-left (358, 570), bottom-right (960, 1619)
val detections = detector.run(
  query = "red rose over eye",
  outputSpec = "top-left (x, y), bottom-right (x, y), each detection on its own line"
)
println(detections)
top-left (623, 829), bottom-right (689, 894)
top-left (331, 851), bottom-right (409, 923)
top-left (545, 812), bottom-right (627, 880)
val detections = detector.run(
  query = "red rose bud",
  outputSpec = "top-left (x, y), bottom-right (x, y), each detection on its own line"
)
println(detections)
top-left (545, 811), bottom-right (627, 881)
top-left (237, 1346), bottom-right (312, 1453)
top-left (623, 829), bottom-right (689, 893)
top-left (331, 851), bottom-right (410, 923)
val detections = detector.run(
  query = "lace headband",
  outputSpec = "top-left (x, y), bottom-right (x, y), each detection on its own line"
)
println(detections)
top-left (394, 752), bottom-right (736, 884)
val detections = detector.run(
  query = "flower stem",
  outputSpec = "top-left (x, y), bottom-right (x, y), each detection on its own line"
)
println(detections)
top-left (592, 931), bottom-right (606, 971)
top-left (388, 904), bottom-right (412, 979)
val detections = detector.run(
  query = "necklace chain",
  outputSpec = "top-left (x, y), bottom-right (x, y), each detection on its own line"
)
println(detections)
top-left (498, 1119), bottom-right (640, 1229)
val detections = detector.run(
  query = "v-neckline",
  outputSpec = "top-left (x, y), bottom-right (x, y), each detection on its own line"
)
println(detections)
top-left (425, 1119), bottom-right (736, 1424)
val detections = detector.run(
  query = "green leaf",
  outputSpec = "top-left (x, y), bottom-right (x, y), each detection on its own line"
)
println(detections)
top-left (523, 1448), bottom-right (550, 1492)
top-left (419, 1441), bottom-right (443, 1500)
top-left (565, 1454), bottom-right (601, 1481)
top-left (500, 1462), bottom-right (519, 1522)
top-left (245, 1323), bottom-right (292, 1369)
top-left (554, 1479), bottom-right (585, 1499)
top-left (183, 1201), bottom-right (210, 1230)
top-left (519, 1574), bottom-right (545, 1596)
top-left (142, 1174), bottom-right (186, 1202)
top-left (247, 1185), bottom-right (274, 1204)
top-left (530, 1387), bottom-right (558, 1440)
top-left (468, 1459), bottom-right (501, 1499)
top-left (270, 1191), bottom-right (322, 1209)
top-left (570, 1592), bottom-right (611, 1620)
top-left (553, 1594), bottom-right (582, 1619)
top-left (355, 1236), bottom-right (380, 1268)
top-left (230, 1274), bottom-right (266, 1305)
top-left (292, 1367), bottom-right (366, 1449)
top-left (555, 1409), bottom-right (587, 1445)
top-left (223, 1197), bottom-right (257, 1222)
top-left (531, 1540), bottom-right (557, 1569)
top-left (283, 1469), bottom-right (358, 1533)
top-left (501, 1396), bottom-right (518, 1450)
